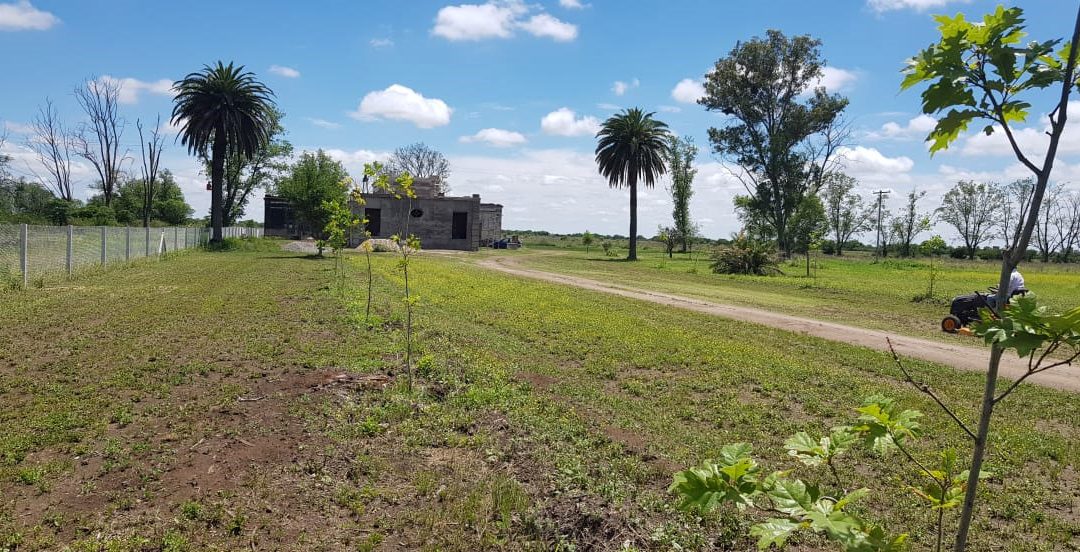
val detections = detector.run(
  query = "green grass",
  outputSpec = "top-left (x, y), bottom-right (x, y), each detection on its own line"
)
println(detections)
top-left (500, 246), bottom-right (1080, 343)
top-left (1, 244), bottom-right (1077, 550)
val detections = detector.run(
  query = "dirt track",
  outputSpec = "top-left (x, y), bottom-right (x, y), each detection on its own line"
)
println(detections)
top-left (477, 256), bottom-right (1080, 393)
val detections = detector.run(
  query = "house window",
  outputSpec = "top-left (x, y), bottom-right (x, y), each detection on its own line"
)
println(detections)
top-left (452, 212), bottom-right (468, 239)
top-left (365, 208), bottom-right (381, 236)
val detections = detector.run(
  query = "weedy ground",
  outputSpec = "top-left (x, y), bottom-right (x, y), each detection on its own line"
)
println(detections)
top-left (0, 241), bottom-right (1078, 551)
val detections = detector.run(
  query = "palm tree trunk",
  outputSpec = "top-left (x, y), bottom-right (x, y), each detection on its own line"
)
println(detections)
top-left (628, 173), bottom-right (638, 261)
top-left (210, 128), bottom-right (226, 243)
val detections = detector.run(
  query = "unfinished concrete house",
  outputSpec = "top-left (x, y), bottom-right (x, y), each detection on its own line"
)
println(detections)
top-left (264, 177), bottom-right (503, 251)
top-left (350, 178), bottom-right (503, 251)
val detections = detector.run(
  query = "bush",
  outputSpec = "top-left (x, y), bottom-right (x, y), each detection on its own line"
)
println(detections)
top-left (709, 233), bottom-right (781, 275)
top-left (205, 237), bottom-right (279, 252)
top-left (949, 247), bottom-right (970, 259)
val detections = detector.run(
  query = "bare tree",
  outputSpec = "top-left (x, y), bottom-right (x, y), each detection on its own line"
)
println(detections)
top-left (27, 98), bottom-right (74, 201)
top-left (820, 172), bottom-right (871, 255)
top-left (890, 188), bottom-right (931, 257)
top-left (1051, 189), bottom-right (1080, 261)
top-left (937, 180), bottom-right (1001, 260)
top-left (999, 178), bottom-right (1034, 250)
top-left (387, 142), bottom-right (451, 194)
top-left (73, 78), bottom-right (128, 206)
top-left (137, 116), bottom-right (165, 228)
top-left (1033, 183), bottom-right (1063, 262)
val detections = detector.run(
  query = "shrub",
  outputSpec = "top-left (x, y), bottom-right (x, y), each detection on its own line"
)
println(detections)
top-left (710, 233), bottom-right (781, 275)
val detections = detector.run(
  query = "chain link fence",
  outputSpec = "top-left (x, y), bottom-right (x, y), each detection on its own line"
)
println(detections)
top-left (0, 224), bottom-right (263, 288)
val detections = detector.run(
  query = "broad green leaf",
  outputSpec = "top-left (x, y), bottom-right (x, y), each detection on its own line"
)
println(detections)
top-left (767, 478), bottom-right (818, 516)
top-left (750, 518), bottom-right (801, 550)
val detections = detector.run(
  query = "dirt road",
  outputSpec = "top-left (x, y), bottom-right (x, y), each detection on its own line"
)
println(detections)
top-left (477, 256), bottom-right (1080, 393)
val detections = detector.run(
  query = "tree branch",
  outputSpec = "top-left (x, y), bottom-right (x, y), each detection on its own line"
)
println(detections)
top-left (887, 338), bottom-right (976, 440)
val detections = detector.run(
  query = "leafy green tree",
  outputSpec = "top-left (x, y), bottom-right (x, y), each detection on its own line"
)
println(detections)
top-left (920, 235), bottom-right (949, 299)
top-left (789, 194), bottom-right (828, 277)
top-left (594, 108), bottom-right (671, 261)
top-left (321, 190), bottom-right (360, 289)
top-left (891, 189), bottom-right (932, 257)
top-left (936, 181), bottom-right (1001, 260)
top-left (820, 173), bottom-right (871, 256)
top-left (702, 30), bottom-right (848, 256)
top-left (275, 150), bottom-right (350, 256)
top-left (172, 62), bottom-right (276, 242)
top-left (657, 226), bottom-right (680, 258)
top-left (661, 135), bottom-right (698, 253)
top-left (902, 5), bottom-right (1080, 549)
top-left (109, 170), bottom-right (192, 226)
top-left (581, 230), bottom-right (594, 255)
top-left (153, 171), bottom-right (194, 225)
top-left (201, 106), bottom-right (292, 225)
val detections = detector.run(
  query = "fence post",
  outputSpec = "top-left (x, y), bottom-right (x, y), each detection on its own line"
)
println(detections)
top-left (66, 225), bottom-right (73, 276)
top-left (100, 227), bottom-right (107, 266)
top-left (19, 224), bottom-right (28, 288)
top-left (145, 227), bottom-right (150, 257)
top-left (174, 227), bottom-right (179, 251)
top-left (125, 226), bottom-right (131, 261)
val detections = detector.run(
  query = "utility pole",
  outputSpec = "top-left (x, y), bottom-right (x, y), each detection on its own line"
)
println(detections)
top-left (873, 190), bottom-right (890, 259)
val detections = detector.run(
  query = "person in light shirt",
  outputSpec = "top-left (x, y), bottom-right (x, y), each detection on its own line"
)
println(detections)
top-left (987, 267), bottom-right (1025, 310)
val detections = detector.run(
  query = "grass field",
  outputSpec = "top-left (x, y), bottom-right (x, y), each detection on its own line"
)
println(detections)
top-left (1, 242), bottom-right (1078, 550)
top-left (499, 245), bottom-right (1080, 344)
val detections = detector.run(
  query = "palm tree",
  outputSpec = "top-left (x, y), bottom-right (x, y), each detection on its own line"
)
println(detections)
top-left (595, 108), bottom-right (670, 260)
top-left (171, 62), bottom-right (275, 242)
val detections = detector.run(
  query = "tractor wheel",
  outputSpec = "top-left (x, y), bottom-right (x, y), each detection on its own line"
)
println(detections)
top-left (941, 315), bottom-right (962, 334)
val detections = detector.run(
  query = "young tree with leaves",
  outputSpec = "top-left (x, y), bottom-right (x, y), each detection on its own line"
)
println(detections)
top-left (936, 181), bottom-right (1001, 260)
top-left (661, 135), bottom-right (698, 253)
top-left (902, 5), bottom-right (1080, 549)
top-left (891, 189), bottom-right (932, 257)
top-left (820, 173), bottom-right (871, 256)
top-left (581, 230), bottom-right (594, 255)
top-left (789, 194), bottom-right (828, 277)
top-left (274, 150), bottom-right (350, 256)
top-left (701, 30), bottom-right (848, 256)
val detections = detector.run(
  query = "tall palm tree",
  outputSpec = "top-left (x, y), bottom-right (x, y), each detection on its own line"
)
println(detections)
top-left (171, 62), bottom-right (275, 242)
top-left (595, 108), bottom-right (670, 260)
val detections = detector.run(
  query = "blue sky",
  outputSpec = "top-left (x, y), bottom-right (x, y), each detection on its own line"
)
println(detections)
top-left (1, 0), bottom-right (1077, 241)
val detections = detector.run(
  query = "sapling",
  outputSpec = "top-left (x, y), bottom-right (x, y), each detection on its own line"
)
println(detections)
top-left (901, 6), bottom-right (1080, 548)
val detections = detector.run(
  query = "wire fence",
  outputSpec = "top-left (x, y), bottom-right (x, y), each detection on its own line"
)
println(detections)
top-left (0, 224), bottom-right (263, 288)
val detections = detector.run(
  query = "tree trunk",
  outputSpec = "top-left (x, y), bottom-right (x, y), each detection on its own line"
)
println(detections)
top-left (628, 174), bottom-right (638, 261)
top-left (953, 11), bottom-right (1080, 549)
top-left (210, 129), bottom-right (226, 243)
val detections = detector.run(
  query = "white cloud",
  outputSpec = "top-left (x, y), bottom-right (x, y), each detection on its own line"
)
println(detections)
top-left (559, 0), bottom-right (585, 8)
top-left (813, 67), bottom-right (858, 92)
top-left (612, 78), bottom-right (639, 97)
top-left (323, 148), bottom-right (389, 174)
top-left (370, 37), bottom-right (394, 48)
top-left (657, 105), bottom-right (682, 114)
top-left (671, 78), bottom-right (705, 104)
top-left (0, 1), bottom-right (58, 31)
top-left (460, 128), bottom-right (527, 147)
top-left (596, 103), bottom-right (620, 111)
top-left (432, 1), bottom-right (524, 40)
top-left (835, 145), bottom-right (915, 183)
top-left (867, 0), bottom-right (969, 13)
top-left (432, 1), bottom-right (577, 42)
top-left (350, 84), bottom-right (452, 128)
top-left (3, 120), bottom-right (33, 135)
top-left (867, 114), bottom-right (937, 140)
top-left (268, 65), bottom-right (300, 78)
top-left (518, 13), bottom-right (577, 41)
top-left (540, 108), bottom-right (600, 137)
top-left (306, 117), bottom-right (342, 130)
top-left (99, 75), bottom-right (174, 105)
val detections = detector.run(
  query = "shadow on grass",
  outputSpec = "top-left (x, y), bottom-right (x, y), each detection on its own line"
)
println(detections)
top-left (257, 254), bottom-right (329, 261)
